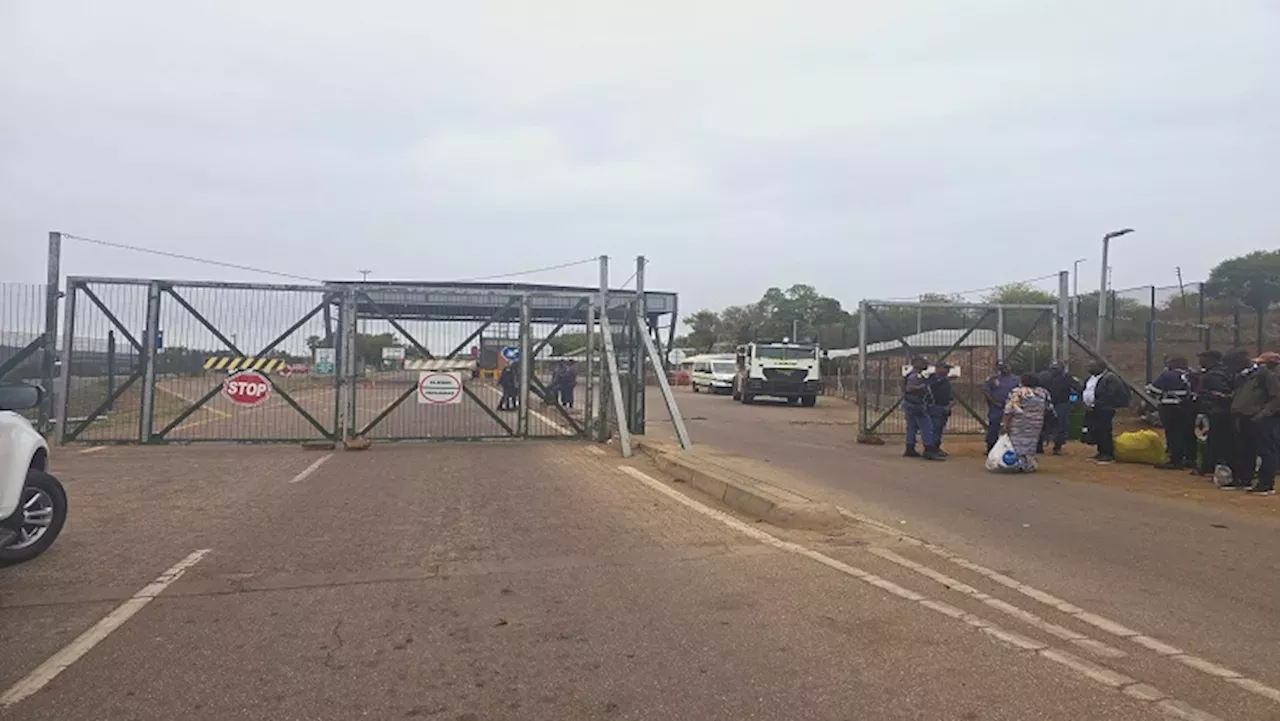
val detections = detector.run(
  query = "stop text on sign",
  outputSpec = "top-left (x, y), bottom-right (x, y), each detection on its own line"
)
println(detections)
top-left (224, 370), bottom-right (271, 406)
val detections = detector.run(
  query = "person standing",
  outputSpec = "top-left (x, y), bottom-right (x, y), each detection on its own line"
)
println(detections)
top-left (1147, 356), bottom-right (1196, 470)
top-left (928, 362), bottom-right (955, 457)
top-left (902, 356), bottom-right (942, 460)
top-left (1228, 352), bottom-right (1280, 494)
top-left (559, 360), bottom-right (579, 408)
top-left (1038, 362), bottom-right (1078, 455)
top-left (1001, 373), bottom-right (1050, 472)
top-left (497, 361), bottom-right (519, 411)
top-left (1085, 359), bottom-right (1130, 464)
top-left (1194, 350), bottom-right (1237, 480)
top-left (981, 361), bottom-right (1019, 453)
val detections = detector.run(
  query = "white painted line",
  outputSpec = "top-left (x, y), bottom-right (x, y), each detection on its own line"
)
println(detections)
top-left (288, 453), bottom-right (333, 484)
top-left (0, 548), bottom-right (211, 708)
top-left (481, 385), bottom-right (575, 436)
top-left (618, 466), bottom-right (1220, 714)
top-left (78, 446), bottom-right (107, 454)
top-left (1038, 648), bottom-right (1135, 688)
top-left (865, 546), bottom-right (1128, 659)
top-left (838, 505), bottom-right (1280, 706)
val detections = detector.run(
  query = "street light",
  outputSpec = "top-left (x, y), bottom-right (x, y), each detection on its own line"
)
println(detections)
top-left (359, 269), bottom-right (372, 282)
top-left (1072, 257), bottom-right (1087, 337)
top-left (1096, 228), bottom-right (1134, 354)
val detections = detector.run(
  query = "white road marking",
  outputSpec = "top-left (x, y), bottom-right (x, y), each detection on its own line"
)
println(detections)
top-left (838, 505), bottom-right (1280, 706)
top-left (288, 453), bottom-right (333, 484)
top-left (865, 546), bottom-right (1126, 659)
top-left (480, 385), bottom-right (575, 436)
top-left (0, 548), bottom-right (212, 708)
top-left (78, 446), bottom-right (107, 454)
top-left (619, 466), bottom-right (1220, 718)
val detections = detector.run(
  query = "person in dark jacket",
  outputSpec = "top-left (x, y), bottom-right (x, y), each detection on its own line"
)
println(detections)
top-left (928, 363), bottom-right (955, 457)
top-left (1147, 356), bottom-right (1197, 470)
top-left (498, 361), bottom-right (519, 411)
top-left (1037, 362), bottom-right (1078, 455)
top-left (1228, 351), bottom-right (1280, 494)
top-left (902, 356), bottom-right (942, 460)
top-left (1194, 350), bottom-right (1237, 478)
top-left (982, 361), bottom-right (1019, 453)
top-left (559, 360), bottom-right (579, 408)
top-left (1084, 359), bottom-right (1129, 464)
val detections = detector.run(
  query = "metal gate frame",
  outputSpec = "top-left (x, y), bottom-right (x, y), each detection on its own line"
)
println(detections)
top-left (57, 277), bottom-right (341, 444)
top-left (856, 299), bottom-right (1063, 437)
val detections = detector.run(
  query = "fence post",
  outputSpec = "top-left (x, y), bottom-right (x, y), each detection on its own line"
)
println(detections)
top-left (55, 281), bottom-right (76, 445)
top-left (1057, 271), bottom-right (1069, 365)
top-left (858, 301), bottom-right (868, 435)
top-left (633, 256), bottom-right (646, 434)
top-left (139, 281), bottom-right (162, 442)
top-left (584, 295), bottom-right (595, 439)
top-left (106, 331), bottom-right (116, 411)
top-left (996, 306), bottom-right (1006, 362)
top-left (41, 231), bottom-right (62, 434)
top-left (339, 288), bottom-right (358, 441)
top-left (517, 294), bottom-right (531, 438)
top-left (1145, 285), bottom-right (1156, 383)
top-left (1199, 283), bottom-right (1208, 351)
top-left (597, 255), bottom-right (610, 442)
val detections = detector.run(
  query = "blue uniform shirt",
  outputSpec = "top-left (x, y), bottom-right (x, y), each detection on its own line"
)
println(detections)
top-left (982, 373), bottom-right (1018, 409)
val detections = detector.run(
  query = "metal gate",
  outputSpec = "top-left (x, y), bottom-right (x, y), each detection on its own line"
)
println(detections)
top-left (57, 278), bottom-right (341, 444)
top-left (854, 299), bottom-right (1064, 437)
top-left (54, 276), bottom-right (673, 445)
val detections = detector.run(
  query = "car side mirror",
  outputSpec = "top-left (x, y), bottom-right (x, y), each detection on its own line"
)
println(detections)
top-left (0, 382), bottom-right (43, 411)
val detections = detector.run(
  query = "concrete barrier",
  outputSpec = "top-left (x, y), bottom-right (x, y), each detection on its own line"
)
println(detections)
top-left (635, 441), bottom-right (845, 531)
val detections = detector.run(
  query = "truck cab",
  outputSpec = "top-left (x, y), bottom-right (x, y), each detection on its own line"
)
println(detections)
top-left (732, 341), bottom-right (822, 406)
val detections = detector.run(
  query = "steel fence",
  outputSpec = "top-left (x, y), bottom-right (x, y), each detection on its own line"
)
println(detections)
top-left (49, 276), bottom-right (658, 445)
top-left (0, 283), bottom-right (49, 427)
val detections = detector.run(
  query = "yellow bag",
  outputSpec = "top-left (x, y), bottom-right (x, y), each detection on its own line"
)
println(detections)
top-left (1113, 429), bottom-right (1167, 465)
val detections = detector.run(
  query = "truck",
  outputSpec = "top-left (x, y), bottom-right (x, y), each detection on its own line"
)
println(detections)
top-left (731, 341), bottom-right (823, 406)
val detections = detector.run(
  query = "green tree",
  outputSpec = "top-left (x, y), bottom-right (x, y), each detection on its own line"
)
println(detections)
top-left (549, 332), bottom-right (588, 356)
top-left (1206, 250), bottom-right (1280, 314)
top-left (682, 310), bottom-right (721, 352)
top-left (355, 332), bottom-right (398, 366)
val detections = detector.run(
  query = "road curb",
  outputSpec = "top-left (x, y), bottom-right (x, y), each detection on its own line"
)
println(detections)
top-left (635, 441), bottom-right (845, 531)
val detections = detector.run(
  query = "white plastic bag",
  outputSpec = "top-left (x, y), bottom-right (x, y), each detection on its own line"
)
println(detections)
top-left (985, 434), bottom-right (1020, 472)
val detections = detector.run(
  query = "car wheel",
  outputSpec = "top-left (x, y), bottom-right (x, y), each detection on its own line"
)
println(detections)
top-left (0, 470), bottom-right (68, 566)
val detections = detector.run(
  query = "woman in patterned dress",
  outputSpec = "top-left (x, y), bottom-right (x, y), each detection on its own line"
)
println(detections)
top-left (1002, 373), bottom-right (1050, 472)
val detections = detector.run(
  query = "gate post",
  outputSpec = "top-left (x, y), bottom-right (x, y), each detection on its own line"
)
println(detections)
top-left (585, 295), bottom-right (595, 439)
top-left (996, 306), bottom-right (1006, 363)
top-left (139, 281), bottom-right (163, 442)
top-left (857, 300), bottom-right (868, 435)
top-left (339, 288), bottom-right (357, 441)
top-left (55, 281), bottom-right (77, 445)
top-left (41, 231), bottom-right (61, 433)
top-left (633, 256), bottom-right (646, 434)
top-left (517, 294), bottom-right (531, 437)
top-left (597, 255), bottom-right (609, 442)
top-left (1057, 271), bottom-right (1069, 365)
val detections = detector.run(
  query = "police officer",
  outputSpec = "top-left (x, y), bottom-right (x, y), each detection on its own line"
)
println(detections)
top-left (1193, 350), bottom-right (1234, 478)
top-left (1147, 356), bottom-right (1196, 470)
top-left (928, 362), bottom-right (955, 457)
top-left (982, 361), bottom-right (1019, 453)
top-left (902, 356), bottom-right (943, 461)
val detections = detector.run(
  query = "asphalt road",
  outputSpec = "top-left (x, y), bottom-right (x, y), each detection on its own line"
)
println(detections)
top-left (7, 437), bottom-right (1255, 719)
top-left (650, 386), bottom-right (1280, 719)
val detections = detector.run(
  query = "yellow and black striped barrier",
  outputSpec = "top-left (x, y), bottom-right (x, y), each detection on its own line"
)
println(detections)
top-left (203, 357), bottom-right (287, 373)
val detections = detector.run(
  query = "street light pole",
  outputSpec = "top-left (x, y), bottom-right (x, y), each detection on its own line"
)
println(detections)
top-left (1072, 257), bottom-right (1086, 338)
top-left (1095, 229), bottom-right (1134, 354)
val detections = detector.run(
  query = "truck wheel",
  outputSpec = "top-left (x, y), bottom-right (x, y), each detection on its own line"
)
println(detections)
top-left (787, 397), bottom-right (800, 406)
top-left (0, 470), bottom-right (68, 566)
top-left (801, 395), bottom-right (817, 407)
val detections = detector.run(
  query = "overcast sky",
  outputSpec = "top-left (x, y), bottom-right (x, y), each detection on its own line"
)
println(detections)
top-left (3, 1), bottom-right (1278, 318)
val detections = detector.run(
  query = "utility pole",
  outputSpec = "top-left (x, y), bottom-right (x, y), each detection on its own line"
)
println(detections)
top-left (1097, 228), bottom-right (1134, 355)
top-left (359, 269), bottom-right (372, 282)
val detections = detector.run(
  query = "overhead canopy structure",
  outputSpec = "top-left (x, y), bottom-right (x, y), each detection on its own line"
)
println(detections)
top-left (325, 280), bottom-right (677, 324)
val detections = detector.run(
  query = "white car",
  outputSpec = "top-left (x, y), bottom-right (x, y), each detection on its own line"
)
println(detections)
top-left (690, 357), bottom-right (737, 395)
top-left (0, 383), bottom-right (67, 565)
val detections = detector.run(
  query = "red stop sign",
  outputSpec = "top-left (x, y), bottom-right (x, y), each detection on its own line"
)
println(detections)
top-left (224, 370), bottom-right (271, 406)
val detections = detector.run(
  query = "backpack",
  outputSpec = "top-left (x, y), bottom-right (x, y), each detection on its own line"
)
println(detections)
top-left (1105, 374), bottom-right (1132, 408)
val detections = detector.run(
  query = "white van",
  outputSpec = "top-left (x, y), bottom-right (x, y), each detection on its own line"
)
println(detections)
top-left (689, 356), bottom-right (736, 394)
